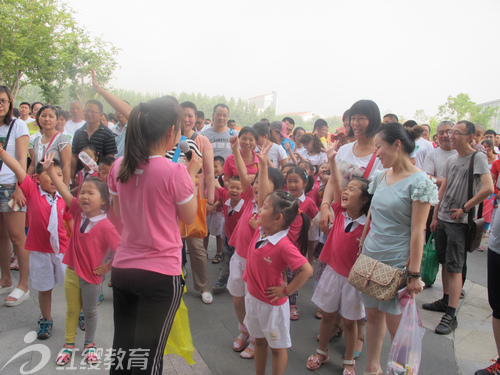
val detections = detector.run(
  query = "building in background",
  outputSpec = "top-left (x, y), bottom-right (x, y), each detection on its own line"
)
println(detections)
top-left (283, 111), bottom-right (326, 122)
top-left (478, 99), bottom-right (500, 131)
top-left (248, 91), bottom-right (277, 113)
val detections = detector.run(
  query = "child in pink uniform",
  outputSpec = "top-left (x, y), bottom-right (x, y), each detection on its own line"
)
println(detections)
top-left (43, 153), bottom-right (120, 366)
top-left (306, 144), bottom-right (371, 375)
top-left (0, 148), bottom-right (69, 339)
top-left (243, 190), bottom-right (313, 375)
top-left (227, 139), bottom-right (285, 359)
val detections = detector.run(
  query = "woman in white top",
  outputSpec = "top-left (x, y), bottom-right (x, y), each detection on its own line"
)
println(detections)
top-left (0, 85), bottom-right (31, 307)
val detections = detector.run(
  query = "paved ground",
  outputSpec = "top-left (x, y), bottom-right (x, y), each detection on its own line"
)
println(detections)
top-left (0, 236), bottom-right (495, 375)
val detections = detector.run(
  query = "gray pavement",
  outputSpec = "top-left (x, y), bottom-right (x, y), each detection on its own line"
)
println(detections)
top-left (0, 236), bottom-right (495, 375)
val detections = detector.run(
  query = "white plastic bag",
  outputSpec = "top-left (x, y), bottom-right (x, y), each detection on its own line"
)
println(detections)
top-left (387, 297), bottom-right (425, 375)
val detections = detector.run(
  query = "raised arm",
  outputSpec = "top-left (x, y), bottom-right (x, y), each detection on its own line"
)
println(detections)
top-left (326, 142), bottom-right (342, 204)
top-left (230, 136), bottom-right (251, 192)
top-left (41, 152), bottom-right (73, 207)
top-left (92, 68), bottom-right (132, 121)
top-left (0, 145), bottom-right (28, 183)
top-left (256, 142), bottom-right (273, 208)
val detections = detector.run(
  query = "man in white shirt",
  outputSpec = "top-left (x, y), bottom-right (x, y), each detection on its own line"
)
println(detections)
top-left (201, 104), bottom-right (233, 159)
top-left (64, 101), bottom-right (86, 136)
top-left (18, 102), bottom-right (35, 124)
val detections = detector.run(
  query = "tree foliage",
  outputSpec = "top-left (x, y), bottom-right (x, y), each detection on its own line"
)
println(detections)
top-left (438, 93), bottom-right (497, 125)
top-left (0, 0), bottom-right (119, 103)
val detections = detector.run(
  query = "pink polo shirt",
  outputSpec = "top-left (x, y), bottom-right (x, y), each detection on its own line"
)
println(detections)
top-left (19, 175), bottom-right (69, 253)
top-left (299, 195), bottom-right (319, 220)
top-left (228, 186), bottom-right (257, 259)
top-left (219, 187), bottom-right (245, 240)
top-left (243, 229), bottom-right (308, 306)
top-left (223, 151), bottom-right (259, 179)
top-left (108, 156), bottom-right (194, 276)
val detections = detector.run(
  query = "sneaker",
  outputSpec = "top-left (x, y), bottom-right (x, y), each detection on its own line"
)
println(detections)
top-left (212, 282), bottom-right (226, 295)
top-left (201, 291), bottom-right (213, 304)
top-left (37, 318), bottom-right (53, 340)
top-left (422, 298), bottom-right (447, 312)
top-left (475, 359), bottom-right (500, 375)
top-left (97, 291), bottom-right (104, 305)
top-left (435, 314), bottom-right (457, 334)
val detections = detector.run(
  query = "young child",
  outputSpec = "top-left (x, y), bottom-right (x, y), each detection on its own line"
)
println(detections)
top-left (55, 110), bottom-right (73, 144)
top-left (0, 147), bottom-right (69, 339)
top-left (212, 175), bottom-right (244, 294)
top-left (227, 139), bottom-right (285, 359)
top-left (71, 145), bottom-right (98, 196)
top-left (42, 153), bottom-right (120, 366)
top-left (306, 144), bottom-right (371, 375)
top-left (244, 189), bottom-right (313, 375)
top-left (205, 155), bottom-right (224, 263)
top-left (298, 133), bottom-right (327, 167)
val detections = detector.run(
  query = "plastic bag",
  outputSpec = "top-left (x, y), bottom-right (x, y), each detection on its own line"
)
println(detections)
top-left (421, 233), bottom-right (439, 285)
top-left (387, 298), bottom-right (425, 375)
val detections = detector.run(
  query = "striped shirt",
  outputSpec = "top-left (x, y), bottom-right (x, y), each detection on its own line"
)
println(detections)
top-left (165, 139), bottom-right (202, 162)
top-left (72, 123), bottom-right (117, 171)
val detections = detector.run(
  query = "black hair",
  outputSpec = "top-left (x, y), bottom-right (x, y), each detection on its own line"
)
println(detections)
top-left (0, 86), bottom-right (14, 125)
top-left (118, 96), bottom-right (182, 183)
top-left (421, 124), bottom-right (431, 132)
top-left (457, 120), bottom-right (475, 135)
top-left (485, 129), bottom-right (497, 136)
top-left (229, 175), bottom-right (241, 182)
top-left (213, 103), bottom-right (229, 114)
top-left (85, 99), bottom-right (103, 113)
top-left (342, 109), bottom-right (350, 122)
top-left (81, 145), bottom-right (98, 159)
top-left (227, 119), bottom-right (236, 125)
top-left (254, 167), bottom-right (285, 191)
top-left (253, 122), bottom-right (270, 138)
top-left (181, 101), bottom-right (197, 112)
top-left (282, 117), bottom-right (295, 126)
top-left (260, 118), bottom-right (270, 124)
top-left (31, 101), bottom-right (43, 110)
top-left (59, 110), bottom-right (70, 121)
top-left (299, 133), bottom-right (323, 154)
top-left (238, 126), bottom-right (258, 140)
top-left (411, 125), bottom-right (424, 138)
top-left (313, 119), bottom-right (328, 132)
top-left (20, 102), bottom-right (31, 109)
top-left (108, 113), bottom-right (117, 123)
top-left (214, 155), bottom-right (225, 166)
top-left (403, 120), bottom-right (418, 129)
top-left (377, 122), bottom-right (417, 155)
top-left (298, 160), bottom-right (317, 176)
top-left (350, 177), bottom-right (372, 215)
top-left (81, 176), bottom-right (110, 212)
top-left (36, 158), bottom-right (62, 175)
top-left (36, 105), bottom-right (60, 128)
top-left (196, 110), bottom-right (204, 119)
top-left (481, 139), bottom-right (496, 154)
top-left (286, 166), bottom-right (315, 194)
top-left (347, 100), bottom-right (381, 138)
top-left (102, 113), bottom-right (109, 122)
top-left (13, 108), bottom-right (20, 118)
top-left (383, 113), bottom-right (399, 122)
top-left (267, 191), bottom-right (310, 256)
top-left (293, 126), bottom-right (306, 138)
top-left (98, 156), bottom-right (115, 167)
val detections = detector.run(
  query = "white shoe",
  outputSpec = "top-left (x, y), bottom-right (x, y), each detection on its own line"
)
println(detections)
top-left (201, 291), bottom-right (213, 304)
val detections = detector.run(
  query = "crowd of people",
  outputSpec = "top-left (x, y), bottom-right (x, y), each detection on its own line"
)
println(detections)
top-left (0, 79), bottom-right (499, 375)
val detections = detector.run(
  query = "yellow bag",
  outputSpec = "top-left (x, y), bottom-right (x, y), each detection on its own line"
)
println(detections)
top-left (179, 187), bottom-right (207, 239)
top-left (164, 279), bottom-right (196, 365)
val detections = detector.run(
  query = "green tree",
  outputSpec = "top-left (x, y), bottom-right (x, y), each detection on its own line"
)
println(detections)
top-left (438, 93), bottom-right (497, 126)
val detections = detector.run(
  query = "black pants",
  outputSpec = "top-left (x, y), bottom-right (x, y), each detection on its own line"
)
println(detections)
top-left (488, 249), bottom-right (500, 319)
top-left (111, 268), bottom-right (183, 375)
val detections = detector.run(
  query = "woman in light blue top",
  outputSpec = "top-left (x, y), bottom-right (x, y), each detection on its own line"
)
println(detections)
top-left (361, 123), bottom-right (438, 375)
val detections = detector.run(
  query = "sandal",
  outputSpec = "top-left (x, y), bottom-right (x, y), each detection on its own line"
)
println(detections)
top-left (56, 347), bottom-right (73, 366)
top-left (82, 343), bottom-right (99, 364)
top-left (240, 340), bottom-right (255, 359)
top-left (343, 359), bottom-right (356, 375)
top-left (315, 309), bottom-right (323, 319)
top-left (212, 254), bottom-right (222, 264)
top-left (233, 323), bottom-right (249, 352)
top-left (363, 367), bottom-right (382, 375)
top-left (79, 312), bottom-right (86, 331)
top-left (354, 335), bottom-right (365, 359)
top-left (10, 257), bottom-right (19, 271)
top-left (306, 348), bottom-right (329, 371)
top-left (212, 281), bottom-right (226, 295)
top-left (290, 305), bottom-right (300, 321)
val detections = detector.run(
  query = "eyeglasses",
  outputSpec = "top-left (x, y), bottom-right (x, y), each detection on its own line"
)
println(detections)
top-left (0, 99), bottom-right (11, 106)
top-left (84, 110), bottom-right (100, 115)
top-left (446, 130), bottom-right (470, 137)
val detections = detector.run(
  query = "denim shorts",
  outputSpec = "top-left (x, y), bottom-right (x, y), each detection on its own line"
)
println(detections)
top-left (0, 183), bottom-right (26, 213)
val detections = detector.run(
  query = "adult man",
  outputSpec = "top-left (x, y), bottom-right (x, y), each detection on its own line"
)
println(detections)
top-left (18, 102), bottom-right (35, 124)
top-left (484, 129), bottom-right (500, 153)
top-left (65, 101), bottom-right (86, 136)
top-left (282, 116), bottom-right (295, 137)
top-left (423, 121), bottom-right (456, 188)
top-left (112, 110), bottom-right (128, 157)
top-left (195, 111), bottom-right (205, 132)
top-left (382, 113), bottom-right (398, 124)
top-left (421, 124), bottom-right (431, 141)
top-left (427, 121), bottom-right (493, 334)
top-left (71, 100), bottom-right (117, 181)
top-left (313, 118), bottom-right (329, 148)
top-left (201, 104), bottom-right (233, 159)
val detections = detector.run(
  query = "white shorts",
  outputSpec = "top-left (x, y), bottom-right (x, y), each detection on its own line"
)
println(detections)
top-left (312, 264), bottom-right (365, 320)
top-left (206, 211), bottom-right (224, 236)
top-left (309, 220), bottom-right (321, 242)
top-left (29, 251), bottom-right (66, 292)
top-left (227, 252), bottom-right (246, 297)
top-left (244, 294), bottom-right (291, 349)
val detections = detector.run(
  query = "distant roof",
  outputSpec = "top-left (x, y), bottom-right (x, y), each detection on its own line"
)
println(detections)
top-left (248, 93), bottom-right (274, 100)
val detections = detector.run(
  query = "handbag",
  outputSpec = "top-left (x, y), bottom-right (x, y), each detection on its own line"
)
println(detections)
top-left (179, 186), bottom-right (207, 239)
top-left (421, 233), bottom-right (439, 285)
top-left (465, 152), bottom-right (486, 253)
top-left (348, 171), bottom-right (408, 301)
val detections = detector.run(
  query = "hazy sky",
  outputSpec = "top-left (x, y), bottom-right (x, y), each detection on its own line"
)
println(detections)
top-left (65, 0), bottom-right (500, 120)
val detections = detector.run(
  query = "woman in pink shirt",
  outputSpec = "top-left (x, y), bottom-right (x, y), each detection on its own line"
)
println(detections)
top-left (223, 126), bottom-right (260, 184)
top-left (107, 96), bottom-right (201, 375)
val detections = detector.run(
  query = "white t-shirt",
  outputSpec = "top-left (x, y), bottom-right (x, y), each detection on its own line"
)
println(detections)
top-left (422, 147), bottom-right (457, 179)
top-left (414, 138), bottom-right (434, 170)
top-left (336, 141), bottom-right (384, 186)
top-left (267, 142), bottom-right (288, 168)
top-left (64, 120), bottom-right (86, 136)
top-left (303, 150), bottom-right (327, 167)
top-left (0, 118), bottom-right (29, 184)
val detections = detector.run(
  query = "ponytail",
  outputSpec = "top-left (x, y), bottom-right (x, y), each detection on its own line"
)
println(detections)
top-left (297, 213), bottom-right (310, 256)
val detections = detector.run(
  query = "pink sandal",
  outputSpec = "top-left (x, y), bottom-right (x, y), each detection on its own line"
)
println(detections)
top-left (233, 323), bottom-right (249, 352)
top-left (82, 343), bottom-right (99, 364)
top-left (306, 348), bottom-right (329, 371)
top-left (240, 340), bottom-right (255, 359)
top-left (290, 305), bottom-right (300, 321)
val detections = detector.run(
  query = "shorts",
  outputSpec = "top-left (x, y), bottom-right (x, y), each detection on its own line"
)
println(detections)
top-left (309, 220), bottom-right (321, 242)
top-left (244, 294), bottom-right (291, 349)
top-left (206, 211), bottom-right (224, 236)
top-left (227, 252), bottom-right (246, 297)
top-left (488, 249), bottom-right (500, 319)
top-left (312, 265), bottom-right (365, 320)
top-left (29, 251), bottom-right (66, 291)
top-left (0, 183), bottom-right (27, 213)
top-left (436, 220), bottom-right (468, 273)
